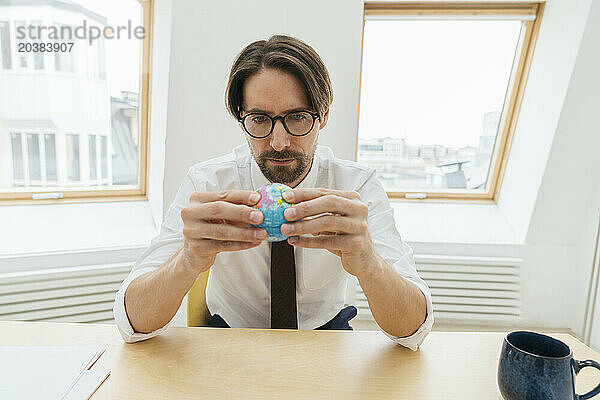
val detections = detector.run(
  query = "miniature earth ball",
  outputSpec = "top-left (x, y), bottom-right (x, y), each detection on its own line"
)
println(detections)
top-left (250, 183), bottom-right (295, 242)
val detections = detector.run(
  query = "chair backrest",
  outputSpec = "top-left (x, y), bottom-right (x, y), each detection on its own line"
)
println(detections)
top-left (186, 269), bottom-right (211, 327)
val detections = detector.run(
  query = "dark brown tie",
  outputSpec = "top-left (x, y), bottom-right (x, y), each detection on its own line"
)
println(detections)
top-left (270, 240), bottom-right (298, 329)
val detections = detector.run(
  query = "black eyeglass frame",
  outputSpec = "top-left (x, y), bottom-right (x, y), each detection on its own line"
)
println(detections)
top-left (237, 110), bottom-right (320, 139)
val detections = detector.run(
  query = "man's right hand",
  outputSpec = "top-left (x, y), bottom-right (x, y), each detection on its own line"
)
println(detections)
top-left (179, 190), bottom-right (266, 274)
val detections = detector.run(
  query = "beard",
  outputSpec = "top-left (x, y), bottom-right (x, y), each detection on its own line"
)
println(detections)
top-left (250, 141), bottom-right (317, 185)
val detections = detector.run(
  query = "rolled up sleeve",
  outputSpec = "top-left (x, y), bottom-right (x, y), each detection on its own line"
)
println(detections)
top-left (113, 265), bottom-right (169, 343)
top-left (375, 272), bottom-right (434, 351)
top-left (358, 171), bottom-right (434, 351)
top-left (114, 170), bottom-right (199, 343)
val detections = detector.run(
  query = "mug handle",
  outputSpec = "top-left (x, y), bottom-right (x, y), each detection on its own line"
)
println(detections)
top-left (573, 359), bottom-right (600, 400)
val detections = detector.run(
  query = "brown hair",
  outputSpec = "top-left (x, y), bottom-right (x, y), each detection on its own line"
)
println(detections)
top-left (225, 34), bottom-right (333, 121)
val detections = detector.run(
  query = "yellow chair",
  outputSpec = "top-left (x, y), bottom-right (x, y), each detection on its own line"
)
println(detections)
top-left (186, 269), bottom-right (211, 327)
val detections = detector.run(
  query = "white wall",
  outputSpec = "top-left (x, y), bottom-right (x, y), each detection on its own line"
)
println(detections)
top-left (585, 183), bottom-right (600, 349)
top-left (498, 0), bottom-right (593, 241)
top-left (520, 0), bottom-right (600, 335)
top-left (163, 0), bottom-right (364, 211)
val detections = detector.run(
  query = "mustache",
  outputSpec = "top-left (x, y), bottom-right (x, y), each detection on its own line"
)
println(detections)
top-left (259, 149), bottom-right (304, 160)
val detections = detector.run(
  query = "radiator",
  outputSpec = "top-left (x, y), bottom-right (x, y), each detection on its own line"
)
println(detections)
top-left (353, 254), bottom-right (522, 324)
top-left (0, 263), bottom-right (131, 324)
top-left (1, 254), bottom-right (521, 326)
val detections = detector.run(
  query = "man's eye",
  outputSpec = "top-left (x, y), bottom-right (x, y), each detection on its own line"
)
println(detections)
top-left (251, 115), bottom-right (269, 124)
top-left (289, 113), bottom-right (306, 121)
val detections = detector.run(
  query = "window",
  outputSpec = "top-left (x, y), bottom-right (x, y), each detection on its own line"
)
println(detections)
top-left (9, 132), bottom-right (58, 186)
top-left (31, 21), bottom-right (44, 70)
top-left (89, 135), bottom-right (97, 181)
top-left (0, 0), bottom-right (153, 203)
top-left (88, 134), bottom-right (109, 184)
top-left (357, 2), bottom-right (544, 201)
top-left (14, 21), bottom-right (28, 68)
top-left (98, 37), bottom-right (106, 80)
top-left (53, 23), bottom-right (76, 73)
top-left (10, 134), bottom-right (24, 181)
top-left (44, 134), bottom-right (57, 182)
top-left (66, 134), bottom-right (80, 182)
top-left (87, 37), bottom-right (107, 80)
top-left (27, 134), bottom-right (41, 181)
top-left (100, 135), bottom-right (108, 179)
top-left (0, 21), bottom-right (11, 70)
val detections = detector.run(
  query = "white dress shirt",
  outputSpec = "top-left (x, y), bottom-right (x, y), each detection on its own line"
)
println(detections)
top-left (113, 143), bottom-right (434, 351)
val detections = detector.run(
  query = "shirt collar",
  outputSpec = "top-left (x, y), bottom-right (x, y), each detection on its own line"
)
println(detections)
top-left (250, 147), bottom-right (320, 191)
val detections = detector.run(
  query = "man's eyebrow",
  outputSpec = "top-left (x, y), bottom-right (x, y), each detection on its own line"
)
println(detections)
top-left (245, 107), bottom-right (311, 114)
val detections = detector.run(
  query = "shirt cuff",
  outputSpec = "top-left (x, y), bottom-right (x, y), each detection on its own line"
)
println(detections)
top-left (113, 266), bottom-right (170, 343)
top-left (376, 282), bottom-right (434, 351)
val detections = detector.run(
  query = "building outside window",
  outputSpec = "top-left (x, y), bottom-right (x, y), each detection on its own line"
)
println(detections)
top-left (0, 0), bottom-right (152, 202)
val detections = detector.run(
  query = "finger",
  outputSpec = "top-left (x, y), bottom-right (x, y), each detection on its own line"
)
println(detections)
top-left (312, 231), bottom-right (336, 236)
top-left (182, 201), bottom-right (264, 225)
top-left (229, 220), bottom-right (253, 228)
top-left (281, 215), bottom-right (364, 236)
top-left (282, 188), bottom-right (360, 203)
top-left (190, 190), bottom-right (261, 206)
top-left (184, 221), bottom-right (267, 242)
top-left (287, 234), bottom-right (352, 251)
top-left (283, 195), bottom-right (368, 221)
top-left (201, 239), bottom-right (263, 252)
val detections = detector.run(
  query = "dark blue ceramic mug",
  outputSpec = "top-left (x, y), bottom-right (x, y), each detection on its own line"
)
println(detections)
top-left (498, 331), bottom-right (600, 400)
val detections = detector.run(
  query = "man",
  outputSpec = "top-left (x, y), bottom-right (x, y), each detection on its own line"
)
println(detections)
top-left (113, 35), bottom-right (433, 351)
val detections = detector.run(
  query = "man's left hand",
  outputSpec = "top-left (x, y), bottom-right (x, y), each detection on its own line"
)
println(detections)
top-left (281, 188), bottom-right (378, 277)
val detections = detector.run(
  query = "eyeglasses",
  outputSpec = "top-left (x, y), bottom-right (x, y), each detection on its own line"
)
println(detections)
top-left (238, 110), bottom-right (319, 139)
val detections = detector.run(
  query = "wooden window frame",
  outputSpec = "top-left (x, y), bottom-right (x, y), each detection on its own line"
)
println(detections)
top-left (0, 0), bottom-right (153, 205)
top-left (356, 1), bottom-right (545, 202)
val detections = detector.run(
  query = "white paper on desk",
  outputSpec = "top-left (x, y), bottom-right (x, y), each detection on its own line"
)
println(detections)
top-left (0, 346), bottom-right (109, 400)
top-left (63, 369), bottom-right (111, 400)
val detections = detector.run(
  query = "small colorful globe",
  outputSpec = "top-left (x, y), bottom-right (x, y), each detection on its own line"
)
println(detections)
top-left (250, 183), bottom-right (295, 242)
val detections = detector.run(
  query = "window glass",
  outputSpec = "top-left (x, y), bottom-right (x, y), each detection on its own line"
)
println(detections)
top-left (44, 134), bottom-right (57, 181)
top-left (66, 134), bottom-right (80, 181)
top-left (0, 0), bottom-right (145, 195)
top-left (100, 135), bottom-right (108, 179)
top-left (54, 23), bottom-right (76, 73)
top-left (10, 133), bottom-right (23, 181)
top-left (26, 133), bottom-right (41, 181)
top-left (0, 21), bottom-right (11, 69)
top-left (14, 21), bottom-right (28, 68)
top-left (89, 134), bottom-right (97, 181)
top-left (31, 20), bottom-right (44, 70)
top-left (358, 20), bottom-right (522, 192)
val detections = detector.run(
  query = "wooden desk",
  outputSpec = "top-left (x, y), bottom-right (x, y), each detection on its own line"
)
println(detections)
top-left (2, 321), bottom-right (600, 399)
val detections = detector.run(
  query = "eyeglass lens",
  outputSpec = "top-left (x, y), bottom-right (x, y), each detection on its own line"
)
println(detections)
top-left (244, 111), bottom-right (314, 137)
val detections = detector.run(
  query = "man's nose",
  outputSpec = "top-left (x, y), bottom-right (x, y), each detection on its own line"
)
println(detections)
top-left (269, 119), bottom-right (291, 152)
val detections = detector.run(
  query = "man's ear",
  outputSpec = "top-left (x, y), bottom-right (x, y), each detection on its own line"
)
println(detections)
top-left (319, 108), bottom-right (330, 130)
